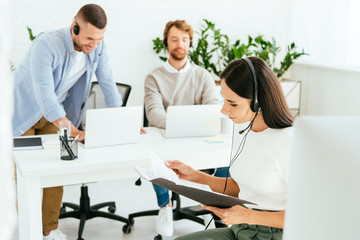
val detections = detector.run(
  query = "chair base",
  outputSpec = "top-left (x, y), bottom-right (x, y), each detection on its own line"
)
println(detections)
top-left (60, 185), bottom-right (129, 240)
top-left (122, 192), bottom-right (227, 238)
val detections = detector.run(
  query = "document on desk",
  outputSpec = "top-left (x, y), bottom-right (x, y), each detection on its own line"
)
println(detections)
top-left (136, 152), bottom-right (256, 208)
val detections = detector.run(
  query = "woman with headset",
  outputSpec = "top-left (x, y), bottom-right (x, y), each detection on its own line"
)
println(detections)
top-left (168, 57), bottom-right (294, 240)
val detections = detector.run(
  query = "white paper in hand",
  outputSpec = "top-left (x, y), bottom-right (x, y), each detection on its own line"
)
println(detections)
top-left (135, 151), bottom-right (255, 208)
top-left (135, 151), bottom-right (179, 182)
top-left (149, 151), bottom-right (180, 183)
top-left (136, 151), bottom-right (211, 191)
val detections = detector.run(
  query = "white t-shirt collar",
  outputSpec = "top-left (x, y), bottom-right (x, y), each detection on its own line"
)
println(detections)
top-left (164, 59), bottom-right (190, 73)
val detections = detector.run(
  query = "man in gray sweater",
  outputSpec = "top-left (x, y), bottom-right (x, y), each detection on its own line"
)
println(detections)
top-left (144, 20), bottom-right (222, 237)
top-left (144, 20), bottom-right (219, 129)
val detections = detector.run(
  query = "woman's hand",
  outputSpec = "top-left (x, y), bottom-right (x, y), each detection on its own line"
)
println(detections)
top-left (165, 160), bottom-right (197, 181)
top-left (202, 205), bottom-right (251, 225)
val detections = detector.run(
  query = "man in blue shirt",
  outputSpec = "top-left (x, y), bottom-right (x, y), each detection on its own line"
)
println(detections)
top-left (13, 4), bottom-right (122, 240)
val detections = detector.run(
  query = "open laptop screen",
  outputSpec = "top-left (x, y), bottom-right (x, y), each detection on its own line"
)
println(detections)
top-left (164, 105), bottom-right (221, 138)
top-left (83, 106), bottom-right (142, 148)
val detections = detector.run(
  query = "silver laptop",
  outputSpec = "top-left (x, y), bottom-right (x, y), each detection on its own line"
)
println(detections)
top-left (83, 106), bottom-right (142, 148)
top-left (163, 105), bottom-right (221, 138)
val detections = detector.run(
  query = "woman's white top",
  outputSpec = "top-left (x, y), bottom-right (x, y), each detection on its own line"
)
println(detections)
top-left (230, 123), bottom-right (293, 211)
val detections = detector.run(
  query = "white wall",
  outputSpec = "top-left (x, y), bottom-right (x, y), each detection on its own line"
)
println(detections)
top-left (1, 0), bottom-right (17, 239)
top-left (289, 62), bottom-right (360, 115)
top-left (10, 0), bottom-right (291, 106)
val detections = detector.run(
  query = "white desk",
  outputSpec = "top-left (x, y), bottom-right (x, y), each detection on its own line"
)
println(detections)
top-left (13, 128), bottom-right (231, 240)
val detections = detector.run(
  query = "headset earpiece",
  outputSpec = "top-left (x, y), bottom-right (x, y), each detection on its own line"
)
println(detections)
top-left (163, 39), bottom-right (192, 48)
top-left (242, 58), bottom-right (261, 112)
top-left (251, 101), bottom-right (261, 113)
top-left (73, 23), bottom-right (80, 35)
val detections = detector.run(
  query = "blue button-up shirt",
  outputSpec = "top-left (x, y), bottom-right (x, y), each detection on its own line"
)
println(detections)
top-left (12, 26), bottom-right (122, 136)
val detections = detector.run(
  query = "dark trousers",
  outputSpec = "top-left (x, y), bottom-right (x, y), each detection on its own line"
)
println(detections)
top-left (175, 224), bottom-right (283, 240)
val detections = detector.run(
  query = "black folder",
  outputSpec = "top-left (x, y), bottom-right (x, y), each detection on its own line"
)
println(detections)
top-left (151, 177), bottom-right (256, 208)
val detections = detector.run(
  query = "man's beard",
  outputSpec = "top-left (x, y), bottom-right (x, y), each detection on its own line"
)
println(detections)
top-left (73, 39), bottom-right (91, 54)
top-left (170, 49), bottom-right (187, 61)
top-left (73, 40), bottom-right (81, 52)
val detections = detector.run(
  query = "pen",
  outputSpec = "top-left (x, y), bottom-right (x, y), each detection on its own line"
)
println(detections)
top-left (69, 135), bottom-right (79, 148)
top-left (59, 135), bottom-right (76, 160)
top-left (63, 128), bottom-right (68, 142)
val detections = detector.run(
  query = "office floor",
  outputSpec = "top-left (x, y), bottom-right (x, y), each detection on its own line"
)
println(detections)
top-left (15, 177), bottom-right (206, 240)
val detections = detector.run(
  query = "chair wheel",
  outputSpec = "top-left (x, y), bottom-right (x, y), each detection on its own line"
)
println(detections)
top-left (108, 205), bottom-right (116, 214)
top-left (60, 206), bottom-right (66, 214)
top-left (154, 234), bottom-right (162, 240)
top-left (122, 224), bottom-right (131, 234)
top-left (135, 177), bottom-right (142, 186)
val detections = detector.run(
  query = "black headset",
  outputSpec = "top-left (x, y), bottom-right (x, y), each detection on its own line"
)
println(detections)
top-left (163, 38), bottom-right (193, 48)
top-left (73, 23), bottom-right (80, 35)
top-left (242, 58), bottom-right (261, 113)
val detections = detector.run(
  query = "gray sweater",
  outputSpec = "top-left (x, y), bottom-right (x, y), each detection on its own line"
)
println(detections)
top-left (144, 64), bottom-right (219, 128)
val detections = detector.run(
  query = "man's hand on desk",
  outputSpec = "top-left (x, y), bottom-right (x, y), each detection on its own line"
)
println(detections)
top-left (72, 129), bottom-right (85, 142)
top-left (53, 116), bottom-right (85, 142)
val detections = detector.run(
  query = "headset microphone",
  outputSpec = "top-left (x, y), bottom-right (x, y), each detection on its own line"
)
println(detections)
top-left (238, 109), bottom-right (259, 135)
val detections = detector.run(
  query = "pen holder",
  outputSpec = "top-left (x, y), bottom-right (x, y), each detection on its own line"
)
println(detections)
top-left (59, 136), bottom-right (78, 160)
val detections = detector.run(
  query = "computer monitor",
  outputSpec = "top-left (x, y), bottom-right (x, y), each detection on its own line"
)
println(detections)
top-left (284, 116), bottom-right (360, 240)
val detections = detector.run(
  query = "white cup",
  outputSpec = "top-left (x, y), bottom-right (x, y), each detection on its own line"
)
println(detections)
top-left (221, 115), bottom-right (232, 134)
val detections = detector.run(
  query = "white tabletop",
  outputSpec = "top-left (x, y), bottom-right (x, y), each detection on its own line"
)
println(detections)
top-left (13, 127), bottom-right (232, 240)
top-left (13, 127), bottom-right (231, 181)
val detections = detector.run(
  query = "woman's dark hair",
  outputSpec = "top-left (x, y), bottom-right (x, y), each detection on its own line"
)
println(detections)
top-left (220, 57), bottom-right (294, 129)
top-left (76, 4), bottom-right (107, 29)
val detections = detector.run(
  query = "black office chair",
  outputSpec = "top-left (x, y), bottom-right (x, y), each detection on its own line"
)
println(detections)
top-left (123, 107), bottom-right (226, 240)
top-left (59, 81), bottom-right (132, 240)
top-left (79, 82), bottom-right (132, 129)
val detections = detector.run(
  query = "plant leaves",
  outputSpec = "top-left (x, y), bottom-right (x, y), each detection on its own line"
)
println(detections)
top-left (151, 19), bottom-right (308, 78)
